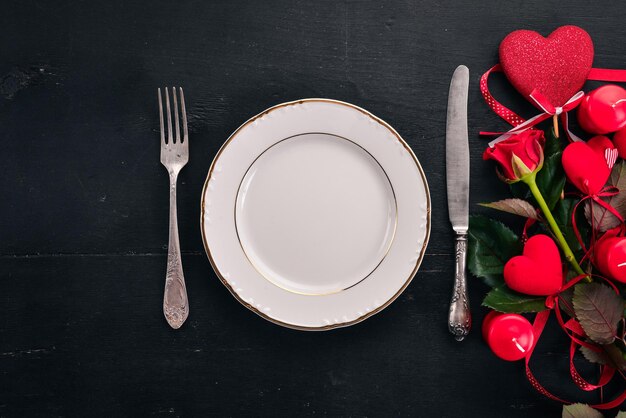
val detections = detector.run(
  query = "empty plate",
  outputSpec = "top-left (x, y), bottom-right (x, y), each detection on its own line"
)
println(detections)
top-left (201, 99), bottom-right (430, 330)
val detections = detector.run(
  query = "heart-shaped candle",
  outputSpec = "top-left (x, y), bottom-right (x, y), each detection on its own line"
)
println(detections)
top-left (578, 85), bottom-right (626, 134)
top-left (499, 25), bottom-right (594, 108)
top-left (504, 234), bottom-right (562, 296)
top-left (562, 135), bottom-right (613, 195)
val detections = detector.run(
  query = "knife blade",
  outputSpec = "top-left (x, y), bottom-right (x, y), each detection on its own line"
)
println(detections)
top-left (446, 65), bottom-right (471, 341)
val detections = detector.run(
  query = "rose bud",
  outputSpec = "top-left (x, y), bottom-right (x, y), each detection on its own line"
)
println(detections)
top-left (483, 129), bottom-right (545, 183)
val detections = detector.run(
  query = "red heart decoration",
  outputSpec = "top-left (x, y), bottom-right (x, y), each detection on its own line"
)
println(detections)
top-left (499, 25), bottom-right (594, 108)
top-left (562, 135), bottom-right (613, 195)
top-left (504, 234), bottom-right (562, 296)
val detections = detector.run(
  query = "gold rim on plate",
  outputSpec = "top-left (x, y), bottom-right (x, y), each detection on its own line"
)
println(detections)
top-left (200, 98), bottom-right (431, 331)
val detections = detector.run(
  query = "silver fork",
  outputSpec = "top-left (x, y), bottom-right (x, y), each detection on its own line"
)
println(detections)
top-left (158, 87), bottom-right (189, 329)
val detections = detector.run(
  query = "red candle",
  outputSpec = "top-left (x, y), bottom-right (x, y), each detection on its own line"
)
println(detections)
top-left (578, 85), bottom-right (626, 134)
top-left (482, 311), bottom-right (535, 361)
top-left (595, 235), bottom-right (626, 284)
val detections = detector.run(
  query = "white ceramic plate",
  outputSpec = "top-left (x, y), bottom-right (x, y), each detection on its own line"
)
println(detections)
top-left (201, 99), bottom-right (430, 330)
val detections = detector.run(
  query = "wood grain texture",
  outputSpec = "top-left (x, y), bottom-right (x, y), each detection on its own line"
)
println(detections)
top-left (1, 0), bottom-right (625, 416)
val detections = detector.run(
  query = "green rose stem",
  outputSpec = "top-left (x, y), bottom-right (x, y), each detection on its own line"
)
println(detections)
top-left (523, 173), bottom-right (588, 279)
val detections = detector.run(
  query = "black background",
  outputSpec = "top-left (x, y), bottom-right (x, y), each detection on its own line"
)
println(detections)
top-left (1, 1), bottom-right (625, 417)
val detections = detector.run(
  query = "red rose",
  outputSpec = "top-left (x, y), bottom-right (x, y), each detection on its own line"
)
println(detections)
top-left (483, 129), bottom-right (545, 182)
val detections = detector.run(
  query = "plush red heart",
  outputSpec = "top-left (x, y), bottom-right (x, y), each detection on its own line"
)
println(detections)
top-left (562, 135), bottom-right (613, 195)
top-left (499, 25), bottom-right (594, 108)
top-left (504, 234), bottom-right (562, 296)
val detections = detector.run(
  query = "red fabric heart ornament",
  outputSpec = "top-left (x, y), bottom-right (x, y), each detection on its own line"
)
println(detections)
top-left (504, 234), bottom-right (562, 296)
top-left (562, 135), bottom-right (613, 195)
top-left (499, 25), bottom-right (594, 108)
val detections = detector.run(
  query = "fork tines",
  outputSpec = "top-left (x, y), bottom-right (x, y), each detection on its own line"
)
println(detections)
top-left (158, 87), bottom-right (188, 146)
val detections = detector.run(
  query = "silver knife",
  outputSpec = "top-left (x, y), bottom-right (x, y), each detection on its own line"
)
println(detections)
top-left (446, 65), bottom-right (471, 341)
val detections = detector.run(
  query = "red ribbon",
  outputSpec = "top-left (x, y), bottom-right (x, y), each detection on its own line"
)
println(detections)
top-left (525, 276), bottom-right (626, 409)
top-left (487, 90), bottom-right (584, 147)
top-left (570, 187), bottom-right (625, 260)
top-left (588, 68), bottom-right (626, 82)
top-left (480, 64), bottom-right (626, 408)
top-left (480, 65), bottom-right (626, 145)
top-left (480, 64), bottom-right (525, 127)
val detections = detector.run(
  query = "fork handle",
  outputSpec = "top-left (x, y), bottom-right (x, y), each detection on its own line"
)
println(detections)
top-left (163, 170), bottom-right (189, 329)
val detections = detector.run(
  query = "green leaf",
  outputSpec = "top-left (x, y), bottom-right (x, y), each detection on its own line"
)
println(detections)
top-left (550, 197), bottom-right (587, 256)
top-left (545, 127), bottom-right (563, 158)
top-left (579, 344), bottom-right (607, 365)
top-left (585, 161), bottom-right (626, 232)
top-left (603, 343), bottom-right (626, 371)
top-left (482, 285), bottom-right (546, 313)
top-left (468, 215), bottom-right (522, 288)
top-left (562, 404), bottom-right (603, 418)
top-left (573, 283), bottom-right (624, 345)
top-left (558, 286), bottom-right (576, 318)
top-left (536, 152), bottom-right (566, 210)
top-left (479, 198), bottom-right (539, 220)
top-left (578, 342), bottom-right (626, 371)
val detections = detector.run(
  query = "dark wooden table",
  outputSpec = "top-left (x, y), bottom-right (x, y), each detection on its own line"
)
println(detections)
top-left (2, 1), bottom-right (625, 416)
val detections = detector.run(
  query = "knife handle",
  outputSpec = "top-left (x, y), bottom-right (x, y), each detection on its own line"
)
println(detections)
top-left (448, 233), bottom-right (471, 341)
